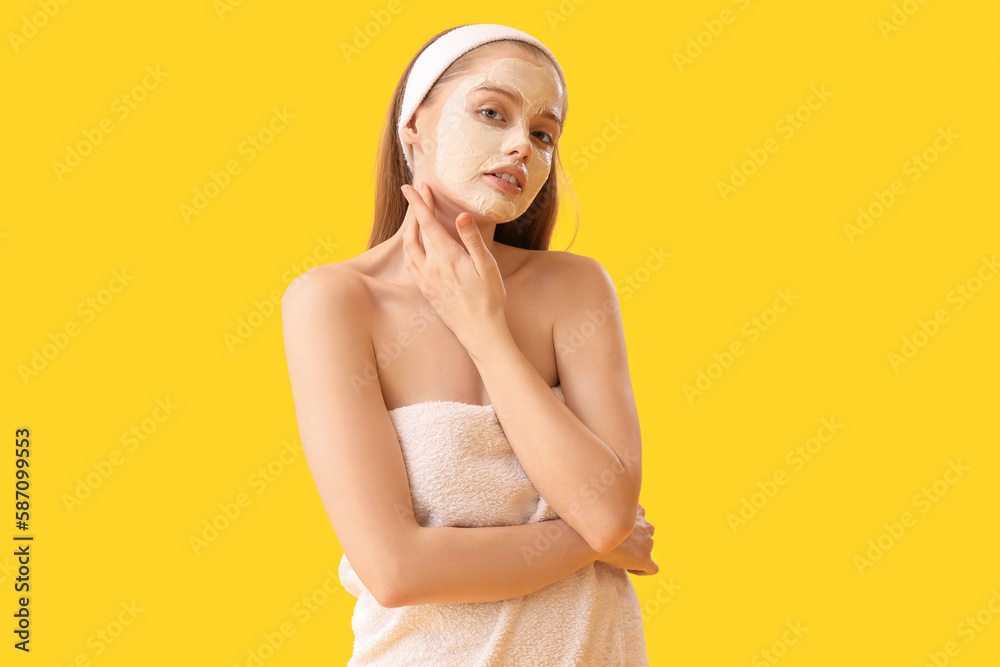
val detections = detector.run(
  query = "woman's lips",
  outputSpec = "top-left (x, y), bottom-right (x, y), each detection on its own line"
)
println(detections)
top-left (482, 172), bottom-right (521, 196)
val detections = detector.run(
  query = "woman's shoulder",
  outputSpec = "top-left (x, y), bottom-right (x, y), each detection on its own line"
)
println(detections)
top-left (280, 259), bottom-right (374, 314)
top-left (511, 246), bottom-right (607, 289)
top-left (513, 248), bottom-right (618, 325)
top-left (280, 247), bottom-right (602, 309)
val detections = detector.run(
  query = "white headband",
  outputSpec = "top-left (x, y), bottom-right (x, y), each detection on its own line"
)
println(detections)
top-left (396, 23), bottom-right (566, 174)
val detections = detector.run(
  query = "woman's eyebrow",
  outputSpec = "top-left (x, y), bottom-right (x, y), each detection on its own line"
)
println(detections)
top-left (472, 84), bottom-right (563, 127)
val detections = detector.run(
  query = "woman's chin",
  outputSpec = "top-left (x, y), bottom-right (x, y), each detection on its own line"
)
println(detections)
top-left (439, 188), bottom-right (523, 224)
top-left (480, 209), bottom-right (519, 224)
top-left (475, 198), bottom-right (523, 223)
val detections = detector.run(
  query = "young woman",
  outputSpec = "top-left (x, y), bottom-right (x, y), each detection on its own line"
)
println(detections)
top-left (282, 23), bottom-right (656, 665)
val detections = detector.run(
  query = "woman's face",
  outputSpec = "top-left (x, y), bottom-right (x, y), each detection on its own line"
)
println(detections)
top-left (423, 56), bottom-right (564, 222)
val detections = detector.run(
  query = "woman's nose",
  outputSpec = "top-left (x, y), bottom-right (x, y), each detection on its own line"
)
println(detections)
top-left (502, 126), bottom-right (533, 160)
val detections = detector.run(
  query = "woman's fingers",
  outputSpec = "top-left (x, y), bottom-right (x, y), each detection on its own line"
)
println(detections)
top-left (418, 183), bottom-right (435, 218)
top-left (401, 184), bottom-right (455, 253)
top-left (402, 194), bottom-right (426, 272)
top-left (636, 505), bottom-right (653, 534)
top-left (456, 212), bottom-right (495, 277)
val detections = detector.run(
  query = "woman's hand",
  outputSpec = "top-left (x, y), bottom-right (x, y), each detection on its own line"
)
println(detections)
top-left (400, 182), bottom-right (508, 351)
top-left (594, 504), bottom-right (658, 576)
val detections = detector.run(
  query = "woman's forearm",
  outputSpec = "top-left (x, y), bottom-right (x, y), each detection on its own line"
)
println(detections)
top-left (391, 519), bottom-right (599, 606)
top-left (464, 325), bottom-right (640, 553)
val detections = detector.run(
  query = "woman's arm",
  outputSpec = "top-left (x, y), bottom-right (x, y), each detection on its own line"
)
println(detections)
top-left (281, 266), bottom-right (601, 609)
top-left (398, 185), bottom-right (642, 553)
top-left (282, 266), bottom-right (419, 608)
top-left (463, 254), bottom-right (643, 553)
top-left (395, 518), bottom-right (598, 607)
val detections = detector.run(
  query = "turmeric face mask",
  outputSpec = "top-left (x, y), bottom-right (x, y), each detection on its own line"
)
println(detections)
top-left (431, 58), bottom-right (563, 222)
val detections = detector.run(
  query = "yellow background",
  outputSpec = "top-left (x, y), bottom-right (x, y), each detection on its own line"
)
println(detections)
top-left (3, 0), bottom-right (998, 665)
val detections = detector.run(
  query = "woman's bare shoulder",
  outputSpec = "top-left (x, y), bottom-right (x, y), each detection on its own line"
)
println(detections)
top-left (516, 247), bottom-right (603, 288)
top-left (280, 259), bottom-right (375, 316)
top-left (518, 249), bottom-right (618, 327)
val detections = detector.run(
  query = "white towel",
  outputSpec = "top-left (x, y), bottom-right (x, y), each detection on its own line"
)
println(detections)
top-left (338, 384), bottom-right (649, 666)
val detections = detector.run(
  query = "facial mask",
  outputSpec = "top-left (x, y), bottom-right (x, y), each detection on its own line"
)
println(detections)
top-left (430, 58), bottom-right (563, 222)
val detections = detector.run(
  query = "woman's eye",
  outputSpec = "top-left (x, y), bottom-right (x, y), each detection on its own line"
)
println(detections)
top-left (533, 131), bottom-right (554, 145)
top-left (481, 108), bottom-right (554, 145)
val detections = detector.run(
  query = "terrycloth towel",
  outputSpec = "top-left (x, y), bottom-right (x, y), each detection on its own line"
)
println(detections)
top-left (338, 384), bottom-right (649, 666)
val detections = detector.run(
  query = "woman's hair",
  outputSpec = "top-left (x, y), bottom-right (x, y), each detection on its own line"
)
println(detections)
top-left (367, 25), bottom-right (578, 251)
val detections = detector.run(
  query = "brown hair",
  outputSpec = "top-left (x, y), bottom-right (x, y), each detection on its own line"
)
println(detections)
top-left (367, 25), bottom-right (578, 251)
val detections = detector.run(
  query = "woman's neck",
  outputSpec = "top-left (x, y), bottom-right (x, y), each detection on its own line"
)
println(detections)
top-left (369, 221), bottom-right (516, 289)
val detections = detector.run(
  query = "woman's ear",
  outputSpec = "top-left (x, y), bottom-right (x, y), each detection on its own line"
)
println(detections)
top-left (399, 104), bottom-right (423, 147)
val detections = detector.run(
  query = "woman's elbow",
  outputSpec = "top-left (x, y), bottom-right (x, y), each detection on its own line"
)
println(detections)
top-left (357, 567), bottom-right (402, 607)
top-left (588, 526), bottom-right (629, 554)
top-left (373, 581), bottom-right (407, 608)
top-left (587, 505), bottom-right (638, 554)
top-left (584, 523), bottom-right (625, 554)
top-left (369, 551), bottom-right (412, 608)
